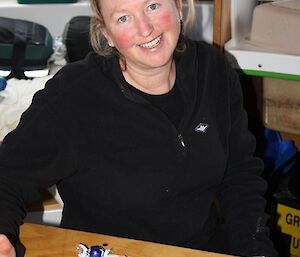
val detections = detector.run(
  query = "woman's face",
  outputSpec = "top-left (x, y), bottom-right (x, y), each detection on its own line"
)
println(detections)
top-left (99, 0), bottom-right (182, 71)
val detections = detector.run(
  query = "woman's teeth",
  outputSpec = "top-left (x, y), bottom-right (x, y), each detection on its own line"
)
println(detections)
top-left (140, 36), bottom-right (161, 49)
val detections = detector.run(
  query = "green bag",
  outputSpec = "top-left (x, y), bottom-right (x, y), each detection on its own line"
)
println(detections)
top-left (0, 17), bottom-right (54, 79)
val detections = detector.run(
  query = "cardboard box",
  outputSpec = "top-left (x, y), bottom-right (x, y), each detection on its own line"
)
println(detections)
top-left (263, 77), bottom-right (300, 135)
top-left (249, 0), bottom-right (300, 55)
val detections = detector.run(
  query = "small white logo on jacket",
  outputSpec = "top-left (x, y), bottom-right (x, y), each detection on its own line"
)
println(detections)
top-left (195, 123), bottom-right (209, 132)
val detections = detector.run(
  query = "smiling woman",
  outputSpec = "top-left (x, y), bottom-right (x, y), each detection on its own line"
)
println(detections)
top-left (0, 0), bottom-right (277, 257)
top-left (95, 0), bottom-right (182, 93)
top-left (89, 0), bottom-right (195, 59)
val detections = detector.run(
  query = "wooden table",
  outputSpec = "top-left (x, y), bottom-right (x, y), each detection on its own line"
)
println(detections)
top-left (20, 223), bottom-right (235, 257)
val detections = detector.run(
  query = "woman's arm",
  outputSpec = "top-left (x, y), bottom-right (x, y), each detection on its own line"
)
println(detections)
top-left (218, 63), bottom-right (277, 257)
top-left (0, 75), bottom-right (74, 256)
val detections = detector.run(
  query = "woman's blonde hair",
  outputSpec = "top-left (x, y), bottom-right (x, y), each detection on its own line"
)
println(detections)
top-left (89, 0), bottom-right (196, 57)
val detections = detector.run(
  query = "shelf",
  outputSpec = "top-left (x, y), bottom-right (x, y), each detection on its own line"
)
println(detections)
top-left (0, 0), bottom-right (91, 37)
top-left (224, 0), bottom-right (300, 80)
top-left (225, 39), bottom-right (300, 81)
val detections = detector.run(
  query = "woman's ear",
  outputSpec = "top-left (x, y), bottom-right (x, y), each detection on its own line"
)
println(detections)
top-left (176, 0), bottom-right (183, 18)
top-left (100, 27), bottom-right (115, 47)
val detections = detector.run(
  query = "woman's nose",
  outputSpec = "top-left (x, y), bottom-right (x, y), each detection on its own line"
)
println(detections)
top-left (137, 15), bottom-right (154, 37)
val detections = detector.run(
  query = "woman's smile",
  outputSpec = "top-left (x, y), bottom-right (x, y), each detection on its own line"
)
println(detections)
top-left (139, 35), bottom-right (162, 49)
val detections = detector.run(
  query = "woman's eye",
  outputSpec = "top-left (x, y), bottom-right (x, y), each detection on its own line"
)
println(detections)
top-left (118, 15), bottom-right (128, 23)
top-left (148, 3), bottom-right (159, 11)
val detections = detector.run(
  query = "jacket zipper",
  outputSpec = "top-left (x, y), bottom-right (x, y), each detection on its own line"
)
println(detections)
top-left (118, 78), bottom-right (187, 158)
top-left (177, 133), bottom-right (187, 159)
top-left (178, 133), bottom-right (185, 147)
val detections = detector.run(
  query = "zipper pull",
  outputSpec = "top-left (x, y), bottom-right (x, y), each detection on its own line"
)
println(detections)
top-left (178, 134), bottom-right (185, 147)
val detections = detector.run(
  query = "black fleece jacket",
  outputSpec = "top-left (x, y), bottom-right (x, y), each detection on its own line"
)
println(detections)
top-left (0, 38), bottom-right (277, 257)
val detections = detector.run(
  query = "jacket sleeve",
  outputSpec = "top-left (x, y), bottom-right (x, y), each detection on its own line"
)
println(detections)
top-left (217, 62), bottom-right (277, 257)
top-left (0, 77), bottom-right (75, 256)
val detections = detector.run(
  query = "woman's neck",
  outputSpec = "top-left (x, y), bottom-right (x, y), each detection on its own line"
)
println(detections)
top-left (122, 59), bottom-right (176, 95)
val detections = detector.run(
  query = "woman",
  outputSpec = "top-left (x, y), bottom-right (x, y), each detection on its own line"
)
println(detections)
top-left (0, 0), bottom-right (277, 256)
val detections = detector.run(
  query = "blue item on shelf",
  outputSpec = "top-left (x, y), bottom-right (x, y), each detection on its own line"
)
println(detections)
top-left (0, 76), bottom-right (7, 91)
top-left (263, 128), bottom-right (297, 175)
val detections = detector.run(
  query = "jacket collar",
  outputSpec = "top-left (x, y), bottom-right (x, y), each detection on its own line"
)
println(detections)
top-left (110, 37), bottom-right (194, 104)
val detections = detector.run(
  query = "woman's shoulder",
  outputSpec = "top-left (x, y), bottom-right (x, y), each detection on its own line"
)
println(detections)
top-left (177, 37), bottom-right (232, 79)
top-left (184, 37), bottom-right (229, 66)
top-left (32, 53), bottom-right (115, 106)
top-left (53, 52), bottom-right (113, 84)
top-left (45, 53), bottom-right (113, 90)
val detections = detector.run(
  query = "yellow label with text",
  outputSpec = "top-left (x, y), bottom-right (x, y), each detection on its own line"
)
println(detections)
top-left (290, 236), bottom-right (300, 256)
top-left (277, 204), bottom-right (300, 256)
top-left (277, 203), bottom-right (300, 236)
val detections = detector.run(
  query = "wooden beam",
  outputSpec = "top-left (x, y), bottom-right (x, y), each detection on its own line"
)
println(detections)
top-left (213, 0), bottom-right (231, 49)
